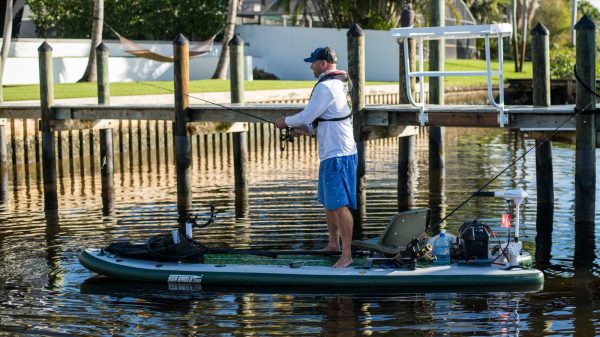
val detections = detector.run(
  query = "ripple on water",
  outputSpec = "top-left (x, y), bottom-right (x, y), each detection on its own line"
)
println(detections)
top-left (0, 129), bottom-right (598, 335)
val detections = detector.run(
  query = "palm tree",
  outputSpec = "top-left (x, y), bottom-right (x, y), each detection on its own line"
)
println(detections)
top-left (212, 0), bottom-right (240, 80)
top-left (78, 0), bottom-right (104, 82)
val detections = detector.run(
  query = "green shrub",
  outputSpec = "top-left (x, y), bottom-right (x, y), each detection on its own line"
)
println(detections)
top-left (550, 45), bottom-right (600, 80)
top-left (549, 46), bottom-right (575, 80)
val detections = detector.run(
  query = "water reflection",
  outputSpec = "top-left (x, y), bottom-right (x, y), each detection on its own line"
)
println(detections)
top-left (76, 278), bottom-right (548, 336)
top-left (45, 209), bottom-right (62, 290)
top-left (0, 127), bottom-right (597, 335)
top-left (0, 165), bottom-right (7, 204)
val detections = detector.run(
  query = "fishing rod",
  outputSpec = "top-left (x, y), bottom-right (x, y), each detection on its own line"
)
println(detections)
top-left (136, 81), bottom-right (295, 150)
top-left (405, 65), bottom-right (597, 257)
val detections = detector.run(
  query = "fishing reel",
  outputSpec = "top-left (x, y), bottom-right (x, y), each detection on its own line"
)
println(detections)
top-left (394, 238), bottom-right (434, 270)
top-left (280, 127), bottom-right (294, 151)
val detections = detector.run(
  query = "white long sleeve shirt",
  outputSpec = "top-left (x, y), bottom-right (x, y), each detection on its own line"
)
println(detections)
top-left (285, 74), bottom-right (357, 161)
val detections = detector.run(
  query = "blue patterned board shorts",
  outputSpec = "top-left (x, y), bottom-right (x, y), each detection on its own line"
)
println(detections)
top-left (317, 154), bottom-right (358, 211)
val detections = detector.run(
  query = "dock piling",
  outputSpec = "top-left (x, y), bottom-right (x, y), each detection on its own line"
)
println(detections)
top-left (429, 0), bottom-right (446, 225)
top-left (97, 42), bottom-right (114, 215)
top-left (173, 34), bottom-right (192, 219)
top-left (39, 42), bottom-right (58, 211)
top-left (0, 118), bottom-right (6, 203)
top-left (229, 34), bottom-right (249, 218)
top-left (574, 15), bottom-right (596, 265)
top-left (397, 3), bottom-right (417, 211)
top-left (348, 23), bottom-right (366, 237)
top-left (531, 23), bottom-right (553, 264)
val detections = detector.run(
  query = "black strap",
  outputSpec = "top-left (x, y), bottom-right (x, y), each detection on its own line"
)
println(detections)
top-left (310, 72), bottom-right (352, 127)
top-left (314, 113), bottom-right (352, 123)
top-left (309, 73), bottom-right (342, 98)
top-left (573, 65), bottom-right (600, 115)
top-left (574, 65), bottom-right (600, 100)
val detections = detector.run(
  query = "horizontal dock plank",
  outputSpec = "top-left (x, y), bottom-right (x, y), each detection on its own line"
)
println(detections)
top-left (0, 104), bottom-right (41, 119)
top-left (364, 104), bottom-right (578, 129)
top-left (56, 105), bottom-right (174, 120)
top-left (0, 103), bottom-right (585, 130)
top-left (189, 104), bottom-right (304, 123)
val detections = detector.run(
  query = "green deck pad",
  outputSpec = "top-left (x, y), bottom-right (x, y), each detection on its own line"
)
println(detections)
top-left (201, 254), bottom-right (368, 267)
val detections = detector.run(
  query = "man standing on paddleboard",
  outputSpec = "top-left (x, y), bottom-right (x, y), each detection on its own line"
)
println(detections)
top-left (275, 46), bottom-right (357, 268)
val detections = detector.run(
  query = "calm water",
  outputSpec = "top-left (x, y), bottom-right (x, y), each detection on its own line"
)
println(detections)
top-left (0, 127), bottom-right (599, 336)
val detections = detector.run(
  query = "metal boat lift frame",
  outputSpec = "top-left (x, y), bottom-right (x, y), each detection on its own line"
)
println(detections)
top-left (390, 23), bottom-right (513, 127)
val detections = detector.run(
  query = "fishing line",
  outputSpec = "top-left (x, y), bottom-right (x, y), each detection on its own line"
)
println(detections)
top-left (135, 81), bottom-right (296, 149)
top-left (136, 81), bottom-right (274, 123)
top-left (425, 65), bottom-right (596, 237)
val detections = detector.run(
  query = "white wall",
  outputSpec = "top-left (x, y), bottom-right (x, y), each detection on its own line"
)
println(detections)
top-left (3, 24), bottom-right (402, 85)
top-left (236, 25), bottom-right (400, 81)
top-left (3, 38), bottom-right (252, 85)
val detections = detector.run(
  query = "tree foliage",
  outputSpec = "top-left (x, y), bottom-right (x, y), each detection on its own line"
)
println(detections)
top-left (313, 0), bottom-right (404, 30)
top-left (27, 0), bottom-right (228, 40)
top-left (462, 0), bottom-right (511, 24)
top-left (578, 0), bottom-right (600, 27)
top-left (274, 0), bottom-right (404, 30)
top-left (531, 0), bottom-right (570, 45)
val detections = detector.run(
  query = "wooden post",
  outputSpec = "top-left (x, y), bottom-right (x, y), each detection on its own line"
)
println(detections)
top-left (230, 34), bottom-right (249, 217)
top-left (398, 3), bottom-right (416, 104)
top-left (398, 135), bottom-right (415, 211)
top-left (35, 115), bottom-right (41, 165)
top-left (97, 42), bottom-right (114, 215)
top-left (429, 0), bottom-right (446, 225)
top-left (173, 34), bottom-right (192, 219)
top-left (39, 42), bottom-right (58, 210)
top-left (0, 119), bottom-right (7, 203)
top-left (574, 15), bottom-right (596, 266)
top-left (397, 3), bottom-right (416, 211)
top-left (531, 23), bottom-right (553, 264)
top-left (348, 23), bottom-right (366, 237)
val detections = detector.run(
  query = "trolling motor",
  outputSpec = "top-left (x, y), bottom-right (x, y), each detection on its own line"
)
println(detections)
top-left (470, 188), bottom-right (528, 267)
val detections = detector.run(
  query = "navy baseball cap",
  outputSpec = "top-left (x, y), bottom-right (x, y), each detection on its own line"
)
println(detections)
top-left (303, 47), bottom-right (337, 63)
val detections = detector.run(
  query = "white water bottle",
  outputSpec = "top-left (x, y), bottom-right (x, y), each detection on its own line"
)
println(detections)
top-left (434, 231), bottom-right (451, 265)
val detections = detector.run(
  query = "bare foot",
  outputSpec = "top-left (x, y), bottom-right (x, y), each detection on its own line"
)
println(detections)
top-left (333, 255), bottom-right (352, 268)
top-left (320, 245), bottom-right (339, 252)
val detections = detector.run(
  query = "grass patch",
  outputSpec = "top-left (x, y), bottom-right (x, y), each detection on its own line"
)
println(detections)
top-left (3, 59), bottom-right (531, 101)
top-left (3, 80), bottom-right (318, 102)
top-left (4, 79), bottom-right (389, 102)
top-left (443, 59), bottom-right (532, 87)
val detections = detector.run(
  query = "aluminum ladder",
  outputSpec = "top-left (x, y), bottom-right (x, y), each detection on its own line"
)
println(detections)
top-left (390, 23), bottom-right (513, 127)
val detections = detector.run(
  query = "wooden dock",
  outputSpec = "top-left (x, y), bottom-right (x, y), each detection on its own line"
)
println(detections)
top-left (0, 12), bottom-right (597, 266)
